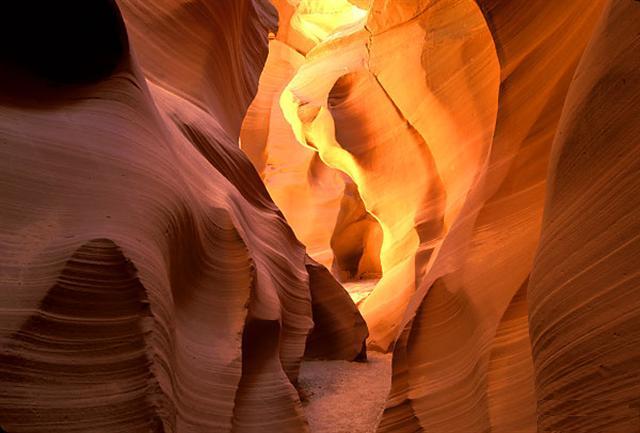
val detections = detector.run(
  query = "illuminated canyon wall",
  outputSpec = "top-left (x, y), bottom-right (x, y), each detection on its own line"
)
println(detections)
top-left (246, 0), bottom-right (640, 432)
top-left (1, 0), bottom-right (639, 432)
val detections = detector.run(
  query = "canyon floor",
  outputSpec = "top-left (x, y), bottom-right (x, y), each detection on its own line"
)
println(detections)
top-left (300, 352), bottom-right (392, 433)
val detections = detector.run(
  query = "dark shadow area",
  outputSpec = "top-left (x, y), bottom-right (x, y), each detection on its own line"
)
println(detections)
top-left (0, 0), bottom-right (129, 100)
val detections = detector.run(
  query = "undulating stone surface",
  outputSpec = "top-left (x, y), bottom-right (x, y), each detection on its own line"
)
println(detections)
top-left (2, 0), bottom-right (639, 432)
top-left (240, 0), bottom-right (382, 277)
top-left (528, 1), bottom-right (640, 431)
top-left (378, 1), bottom-right (609, 432)
top-left (242, 1), bottom-right (640, 432)
top-left (304, 257), bottom-right (368, 361)
top-left (0, 1), bottom-right (367, 432)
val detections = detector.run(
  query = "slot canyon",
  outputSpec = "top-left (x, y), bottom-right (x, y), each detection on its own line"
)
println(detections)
top-left (1, 0), bottom-right (639, 432)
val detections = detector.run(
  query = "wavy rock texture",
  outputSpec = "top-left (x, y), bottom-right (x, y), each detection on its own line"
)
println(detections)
top-left (250, 0), bottom-right (501, 351)
top-left (241, 0), bottom-right (383, 279)
top-left (2, 0), bottom-right (639, 432)
top-left (0, 1), bottom-right (366, 432)
top-left (528, 1), bottom-right (640, 431)
top-left (243, 1), bottom-right (638, 433)
top-left (378, 1), bottom-right (608, 432)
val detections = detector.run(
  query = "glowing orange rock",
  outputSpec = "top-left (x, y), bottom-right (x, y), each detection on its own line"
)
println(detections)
top-left (378, 0), bottom-right (608, 432)
top-left (241, 0), bottom-right (381, 277)
top-left (252, 0), bottom-right (500, 353)
top-left (247, 1), bottom-right (631, 432)
top-left (2, 0), bottom-right (639, 432)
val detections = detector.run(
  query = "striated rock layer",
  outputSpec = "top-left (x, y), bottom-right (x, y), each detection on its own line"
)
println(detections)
top-left (244, 0), bottom-right (639, 432)
top-left (2, 0), bottom-right (639, 432)
top-left (251, 0), bottom-right (500, 350)
top-left (0, 1), bottom-right (367, 432)
top-left (378, 1), bottom-right (608, 432)
top-left (528, 1), bottom-right (640, 431)
top-left (376, 1), bottom-right (640, 432)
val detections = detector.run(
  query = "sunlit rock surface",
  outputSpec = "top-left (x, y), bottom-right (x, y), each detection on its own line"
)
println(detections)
top-left (377, 1), bottom-right (608, 432)
top-left (241, 0), bottom-right (384, 280)
top-left (243, 0), bottom-right (500, 353)
top-left (1, 0), bottom-right (639, 432)
top-left (245, 0), bottom-right (639, 432)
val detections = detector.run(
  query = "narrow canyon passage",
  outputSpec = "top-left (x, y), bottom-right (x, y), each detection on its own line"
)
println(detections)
top-left (1, 1), bottom-right (640, 433)
top-left (242, 0), bottom-right (640, 432)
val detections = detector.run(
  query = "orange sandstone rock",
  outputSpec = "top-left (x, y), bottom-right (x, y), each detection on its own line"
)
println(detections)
top-left (529, 1), bottom-right (640, 431)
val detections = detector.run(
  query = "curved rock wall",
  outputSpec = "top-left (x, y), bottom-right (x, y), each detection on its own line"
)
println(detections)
top-left (243, 2), bottom-right (638, 431)
top-left (0, 1), bottom-right (367, 432)
top-left (240, 0), bottom-right (382, 276)
top-left (528, 1), bottom-right (640, 431)
top-left (1, 0), bottom-right (639, 432)
top-left (378, 1), bottom-right (608, 431)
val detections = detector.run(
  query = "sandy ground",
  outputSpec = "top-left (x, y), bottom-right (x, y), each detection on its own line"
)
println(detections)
top-left (299, 352), bottom-right (392, 433)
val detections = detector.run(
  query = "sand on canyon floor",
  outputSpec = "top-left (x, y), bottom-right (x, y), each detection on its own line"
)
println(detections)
top-left (299, 351), bottom-right (392, 433)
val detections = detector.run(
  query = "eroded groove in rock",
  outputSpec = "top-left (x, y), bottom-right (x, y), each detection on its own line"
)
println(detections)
top-left (376, 319), bottom-right (420, 433)
top-left (232, 318), bottom-right (309, 433)
top-left (117, 0), bottom-right (277, 138)
top-left (403, 279), bottom-right (490, 432)
top-left (246, 3), bottom-right (600, 430)
top-left (240, 19), bottom-right (350, 270)
top-left (329, 180), bottom-right (382, 282)
top-left (378, 0), bottom-right (608, 431)
top-left (0, 239), bottom-right (163, 433)
top-left (163, 204), bottom-right (254, 432)
top-left (487, 279), bottom-right (537, 433)
top-left (267, 0), bottom-right (502, 354)
top-left (324, 66), bottom-right (449, 350)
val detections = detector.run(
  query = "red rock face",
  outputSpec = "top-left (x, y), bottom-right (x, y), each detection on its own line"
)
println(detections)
top-left (0, 1), bottom-right (366, 432)
top-left (528, 2), bottom-right (640, 431)
top-left (1, 0), bottom-right (639, 432)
